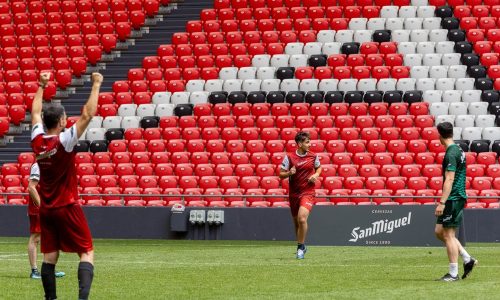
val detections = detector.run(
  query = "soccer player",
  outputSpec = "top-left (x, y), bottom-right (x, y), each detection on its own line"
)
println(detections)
top-left (435, 122), bottom-right (477, 281)
top-left (31, 72), bottom-right (103, 300)
top-left (279, 132), bottom-right (321, 259)
top-left (27, 162), bottom-right (65, 279)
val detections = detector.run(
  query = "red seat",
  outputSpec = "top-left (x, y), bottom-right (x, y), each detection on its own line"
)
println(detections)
top-left (380, 165), bottom-right (400, 177)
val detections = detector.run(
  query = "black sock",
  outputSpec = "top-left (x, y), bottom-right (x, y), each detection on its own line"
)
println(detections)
top-left (297, 243), bottom-right (305, 250)
top-left (78, 262), bottom-right (94, 300)
top-left (41, 263), bottom-right (57, 300)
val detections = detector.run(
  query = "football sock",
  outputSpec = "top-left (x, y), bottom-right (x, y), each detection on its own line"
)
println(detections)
top-left (449, 263), bottom-right (458, 277)
top-left (297, 243), bottom-right (305, 251)
top-left (459, 248), bottom-right (471, 264)
top-left (41, 262), bottom-right (57, 300)
top-left (78, 262), bottom-right (94, 300)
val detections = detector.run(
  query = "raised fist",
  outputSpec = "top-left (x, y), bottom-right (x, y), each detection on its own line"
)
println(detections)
top-left (39, 72), bottom-right (51, 85)
top-left (92, 73), bottom-right (103, 84)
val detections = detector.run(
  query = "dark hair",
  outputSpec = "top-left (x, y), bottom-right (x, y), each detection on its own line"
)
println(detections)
top-left (437, 122), bottom-right (453, 139)
top-left (295, 131), bottom-right (310, 144)
top-left (42, 103), bottom-right (66, 130)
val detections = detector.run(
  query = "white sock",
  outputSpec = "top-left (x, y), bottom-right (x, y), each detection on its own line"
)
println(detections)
top-left (449, 263), bottom-right (459, 277)
top-left (459, 248), bottom-right (471, 263)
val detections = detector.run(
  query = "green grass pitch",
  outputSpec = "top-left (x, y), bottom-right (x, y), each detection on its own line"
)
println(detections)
top-left (0, 238), bottom-right (499, 299)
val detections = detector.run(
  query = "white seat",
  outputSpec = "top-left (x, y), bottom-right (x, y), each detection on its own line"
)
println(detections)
top-left (155, 104), bottom-right (175, 117)
top-left (299, 79), bottom-right (319, 92)
top-left (256, 67), bottom-right (276, 80)
top-left (349, 18), bottom-right (367, 30)
top-left (397, 42), bottom-right (417, 54)
top-left (357, 78), bottom-right (377, 91)
top-left (289, 54), bottom-right (309, 67)
top-left (476, 115), bottom-right (496, 128)
top-left (441, 53), bottom-right (461, 65)
top-left (435, 42), bottom-right (455, 53)
top-left (285, 42), bottom-right (304, 55)
top-left (462, 90), bottom-right (481, 103)
top-left (303, 42), bottom-right (322, 55)
top-left (317, 30), bottom-right (336, 43)
top-left (442, 90), bottom-right (462, 103)
top-left (453, 127), bottom-right (462, 140)
top-left (79, 130), bottom-right (87, 140)
top-left (170, 92), bottom-right (190, 105)
top-left (455, 115), bottom-right (476, 128)
top-left (435, 115), bottom-right (455, 125)
top-left (448, 102), bottom-right (469, 115)
top-left (121, 116), bottom-right (141, 129)
top-left (380, 6), bottom-right (399, 18)
top-left (410, 29), bottom-right (429, 42)
top-left (422, 53), bottom-right (442, 66)
top-left (223, 79), bottom-right (243, 92)
top-left (455, 78), bottom-right (475, 91)
top-left (416, 78), bottom-right (436, 91)
top-left (335, 30), bottom-right (354, 43)
top-left (396, 78), bottom-right (416, 91)
top-left (152, 92), bottom-right (171, 104)
top-left (417, 6), bottom-right (435, 18)
top-left (386, 18), bottom-right (404, 30)
top-left (261, 79), bottom-right (281, 92)
top-left (219, 67), bottom-right (238, 80)
top-left (186, 80), bottom-right (206, 92)
top-left (318, 79), bottom-right (339, 92)
top-left (136, 104), bottom-right (156, 117)
top-left (430, 102), bottom-right (449, 116)
top-left (392, 30), bottom-right (411, 42)
top-left (367, 18), bottom-right (386, 30)
top-left (423, 90), bottom-right (443, 103)
top-left (238, 67), bottom-right (257, 80)
top-left (204, 79), bottom-right (224, 92)
top-left (280, 79), bottom-right (300, 92)
top-left (429, 29), bottom-right (448, 42)
top-left (252, 54), bottom-right (271, 67)
top-left (413, 0), bottom-right (429, 6)
top-left (404, 54), bottom-right (423, 66)
top-left (338, 79), bottom-right (358, 92)
top-left (461, 127), bottom-right (483, 141)
top-left (189, 91), bottom-right (210, 105)
top-left (399, 6), bottom-right (417, 18)
top-left (405, 18), bottom-right (423, 30)
top-left (376, 78), bottom-right (397, 92)
top-left (429, 66), bottom-right (449, 79)
top-left (118, 104), bottom-right (137, 117)
top-left (322, 42), bottom-right (342, 55)
top-left (353, 30), bottom-right (373, 43)
top-left (422, 17), bottom-right (441, 29)
top-left (416, 42), bottom-right (435, 54)
top-left (435, 78), bottom-right (456, 91)
top-left (270, 54), bottom-right (290, 68)
top-left (468, 102), bottom-right (489, 115)
top-left (102, 116), bottom-right (122, 129)
top-left (410, 66), bottom-right (429, 78)
top-left (242, 79), bottom-right (262, 92)
top-left (483, 127), bottom-right (500, 141)
top-left (88, 116), bottom-right (103, 129)
top-left (86, 128), bottom-right (106, 141)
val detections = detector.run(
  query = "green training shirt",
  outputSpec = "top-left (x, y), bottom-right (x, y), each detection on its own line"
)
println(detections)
top-left (442, 143), bottom-right (467, 201)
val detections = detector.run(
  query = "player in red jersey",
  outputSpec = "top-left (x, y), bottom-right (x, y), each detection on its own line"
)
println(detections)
top-left (279, 132), bottom-right (322, 259)
top-left (31, 72), bottom-right (103, 300)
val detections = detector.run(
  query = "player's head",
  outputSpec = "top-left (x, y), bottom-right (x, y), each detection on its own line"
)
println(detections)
top-left (295, 131), bottom-right (311, 152)
top-left (437, 122), bottom-right (453, 145)
top-left (42, 103), bottom-right (67, 131)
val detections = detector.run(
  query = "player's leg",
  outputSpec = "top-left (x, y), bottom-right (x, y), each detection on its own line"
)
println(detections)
top-left (441, 226), bottom-right (460, 280)
top-left (42, 251), bottom-right (59, 300)
top-left (28, 232), bottom-right (41, 278)
top-left (78, 250), bottom-right (95, 300)
top-left (296, 206), bottom-right (310, 259)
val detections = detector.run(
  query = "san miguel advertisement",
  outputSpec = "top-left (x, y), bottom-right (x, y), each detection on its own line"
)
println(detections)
top-left (308, 206), bottom-right (441, 246)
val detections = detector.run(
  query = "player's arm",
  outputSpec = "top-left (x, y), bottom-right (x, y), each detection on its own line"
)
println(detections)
top-left (279, 155), bottom-right (295, 179)
top-left (308, 156), bottom-right (322, 183)
top-left (440, 171), bottom-right (455, 204)
top-left (28, 179), bottom-right (40, 207)
top-left (31, 72), bottom-right (51, 126)
top-left (75, 73), bottom-right (103, 138)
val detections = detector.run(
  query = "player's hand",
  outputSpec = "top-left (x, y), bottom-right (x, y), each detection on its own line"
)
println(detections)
top-left (92, 73), bottom-right (104, 85)
top-left (39, 72), bottom-right (51, 86)
top-left (435, 203), bottom-right (445, 216)
top-left (308, 174), bottom-right (319, 183)
top-left (289, 166), bottom-right (296, 176)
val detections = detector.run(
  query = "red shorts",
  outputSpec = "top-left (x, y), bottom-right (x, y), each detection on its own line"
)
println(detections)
top-left (40, 204), bottom-right (93, 254)
top-left (290, 195), bottom-right (315, 217)
top-left (29, 214), bottom-right (41, 234)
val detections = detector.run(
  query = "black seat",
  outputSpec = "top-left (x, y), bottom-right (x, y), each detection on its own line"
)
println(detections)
top-left (208, 92), bottom-right (227, 104)
top-left (483, 91), bottom-right (500, 106)
top-left (266, 91), bottom-right (285, 104)
top-left (454, 140), bottom-right (470, 152)
top-left (286, 91), bottom-right (305, 104)
top-left (363, 91), bottom-right (383, 104)
top-left (475, 78), bottom-right (494, 91)
top-left (467, 65), bottom-right (487, 79)
top-left (105, 128), bottom-right (124, 141)
top-left (461, 53), bottom-right (480, 67)
top-left (341, 42), bottom-right (360, 55)
top-left (372, 30), bottom-right (391, 43)
top-left (383, 90), bottom-right (403, 104)
top-left (454, 41), bottom-right (473, 54)
top-left (435, 6), bottom-right (453, 18)
top-left (308, 55), bottom-right (327, 68)
top-left (324, 91), bottom-right (344, 104)
top-left (89, 140), bottom-right (108, 153)
top-left (448, 29), bottom-right (466, 42)
top-left (496, 115), bottom-right (500, 126)
top-left (247, 91), bottom-right (266, 104)
top-left (492, 140), bottom-right (500, 156)
top-left (441, 17), bottom-right (460, 30)
top-left (489, 102), bottom-right (500, 115)
top-left (305, 91), bottom-right (324, 104)
top-left (74, 140), bottom-right (90, 152)
top-left (344, 91), bottom-right (364, 104)
top-left (403, 90), bottom-right (423, 104)
top-left (228, 91), bottom-right (247, 104)
top-left (276, 67), bottom-right (295, 80)
top-left (470, 140), bottom-right (490, 153)
top-left (173, 104), bottom-right (194, 117)
top-left (140, 116), bottom-right (159, 129)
